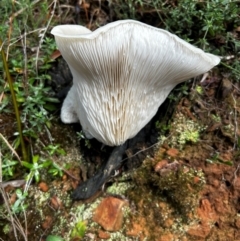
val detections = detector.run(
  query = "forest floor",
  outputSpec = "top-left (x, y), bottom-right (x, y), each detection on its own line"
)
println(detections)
top-left (0, 1), bottom-right (240, 241)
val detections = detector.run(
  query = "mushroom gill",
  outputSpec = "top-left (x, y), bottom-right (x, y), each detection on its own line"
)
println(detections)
top-left (51, 20), bottom-right (220, 146)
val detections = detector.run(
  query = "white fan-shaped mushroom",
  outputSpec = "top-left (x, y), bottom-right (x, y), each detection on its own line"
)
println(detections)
top-left (51, 20), bottom-right (220, 146)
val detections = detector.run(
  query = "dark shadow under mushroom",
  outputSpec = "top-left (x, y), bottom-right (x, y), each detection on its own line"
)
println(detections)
top-left (72, 122), bottom-right (154, 200)
top-left (71, 142), bottom-right (128, 200)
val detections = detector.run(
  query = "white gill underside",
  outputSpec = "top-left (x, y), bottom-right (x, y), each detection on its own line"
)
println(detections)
top-left (55, 21), bottom-right (220, 146)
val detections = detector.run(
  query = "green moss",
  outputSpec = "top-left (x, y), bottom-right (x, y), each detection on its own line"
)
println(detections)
top-left (125, 151), bottom-right (206, 240)
top-left (51, 214), bottom-right (69, 236)
top-left (107, 181), bottom-right (134, 196)
top-left (167, 112), bottom-right (206, 149)
top-left (108, 231), bottom-right (133, 241)
top-left (153, 166), bottom-right (204, 214)
top-left (129, 156), bottom-right (205, 219)
top-left (3, 224), bottom-right (10, 234)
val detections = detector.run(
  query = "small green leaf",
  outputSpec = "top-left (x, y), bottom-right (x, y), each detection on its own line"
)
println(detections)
top-left (15, 189), bottom-right (23, 198)
top-left (71, 221), bottom-right (86, 239)
top-left (32, 155), bottom-right (39, 164)
top-left (16, 97), bottom-right (25, 103)
top-left (34, 170), bottom-right (40, 183)
top-left (46, 235), bottom-right (64, 241)
top-left (44, 97), bottom-right (60, 103)
top-left (22, 161), bottom-right (33, 169)
top-left (41, 160), bottom-right (52, 168)
top-left (44, 104), bottom-right (57, 111)
top-left (57, 148), bottom-right (66, 155)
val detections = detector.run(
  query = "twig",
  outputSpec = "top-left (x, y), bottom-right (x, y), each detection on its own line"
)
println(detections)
top-left (0, 39), bottom-right (28, 161)
top-left (20, 27), bottom-right (28, 94)
top-left (59, 4), bottom-right (74, 9)
top-left (200, 73), bottom-right (209, 83)
top-left (51, 159), bottom-right (80, 181)
top-left (233, 164), bottom-right (240, 186)
top-left (0, 186), bottom-right (26, 241)
top-left (0, 133), bottom-right (21, 162)
top-left (231, 93), bottom-right (238, 150)
top-left (121, 135), bottom-right (172, 162)
top-left (0, 82), bottom-right (7, 104)
top-left (1, 180), bottom-right (26, 189)
top-left (44, 125), bottom-right (53, 143)
top-left (220, 55), bottom-right (235, 60)
top-left (0, 150), bottom-right (2, 183)
top-left (23, 173), bottom-right (33, 194)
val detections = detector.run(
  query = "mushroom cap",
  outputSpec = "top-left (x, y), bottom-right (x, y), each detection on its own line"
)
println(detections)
top-left (51, 20), bottom-right (220, 146)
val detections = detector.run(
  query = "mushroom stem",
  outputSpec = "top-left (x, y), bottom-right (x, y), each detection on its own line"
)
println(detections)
top-left (72, 142), bottom-right (128, 200)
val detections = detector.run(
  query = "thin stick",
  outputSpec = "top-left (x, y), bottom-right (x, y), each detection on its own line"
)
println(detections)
top-left (0, 149), bottom-right (2, 183)
top-left (0, 186), bottom-right (20, 241)
top-left (231, 93), bottom-right (238, 150)
top-left (0, 134), bottom-right (21, 162)
top-left (0, 40), bottom-right (28, 161)
top-left (0, 82), bottom-right (7, 103)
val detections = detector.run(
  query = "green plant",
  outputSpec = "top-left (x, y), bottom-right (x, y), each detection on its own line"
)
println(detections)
top-left (164, 0), bottom-right (240, 50)
top-left (0, 0), bottom-right (59, 143)
top-left (3, 224), bottom-right (10, 234)
top-left (44, 144), bottom-right (66, 156)
top-left (21, 147), bottom-right (67, 181)
top-left (69, 205), bottom-right (87, 240)
top-left (2, 158), bottom-right (18, 179)
top-left (211, 114), bottom-right (221, 123)
top-left (195, 85), bottom-right (203, 95)
top-left (11, 189), bottom-right (28, 214)
top-left (47, 162), bottom-right (64, 177)
top-left (206, 153), bottom-right (233, 166)
top-left (221, 59), bottom-right (240, 82)
top-left (0, 0), bottom-right (61, 188)
top-left (46, 235), bottom-right (64, 241)
top-left (70, 221), bottom-right (87, 239)
top-left (44, 144), bottom-right (68, 176)
top-left (22, 155), bottom-right (52, 183)
top-left (77, 131), bottom-right (92, 149)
